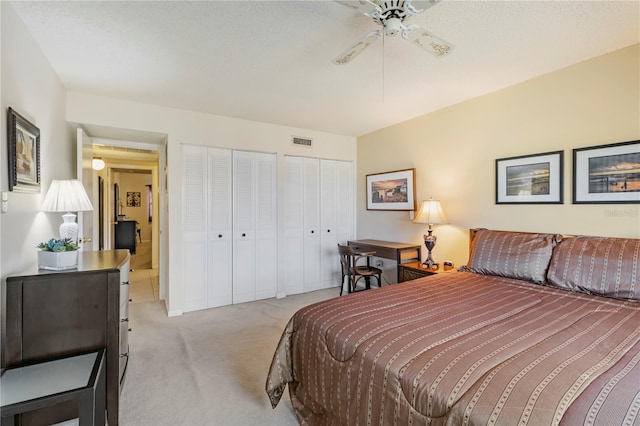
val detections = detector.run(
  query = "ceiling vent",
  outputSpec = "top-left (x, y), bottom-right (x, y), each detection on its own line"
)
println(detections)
top-left (292, 136), bottom-right (313, 147)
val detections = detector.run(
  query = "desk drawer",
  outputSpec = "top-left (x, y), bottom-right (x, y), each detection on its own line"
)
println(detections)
top-left (349, 243), bottom-right (396, 260)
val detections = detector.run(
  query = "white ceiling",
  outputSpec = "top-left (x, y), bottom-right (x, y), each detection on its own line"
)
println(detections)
top-left (10, 1), bottom-right (640, 137)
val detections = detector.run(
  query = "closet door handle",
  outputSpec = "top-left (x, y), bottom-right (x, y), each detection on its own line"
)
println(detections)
top-left (327, 229), bottom-right (331, 233)
top-left (218, 234), bottom-right (223, 238)
top-left (242, 233), bottom-right (246, 237)
top-left (122, 281), bottom-right (130, 286)
top-left (311, 230), bottom-right (314, 234)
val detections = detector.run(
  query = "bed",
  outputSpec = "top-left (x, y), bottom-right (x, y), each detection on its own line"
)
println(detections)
top-left (266, 229), bottom-right (640, 425)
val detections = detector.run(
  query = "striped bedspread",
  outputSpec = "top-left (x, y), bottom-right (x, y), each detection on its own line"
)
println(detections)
top-left (266, 272), bottom-right (640, 425)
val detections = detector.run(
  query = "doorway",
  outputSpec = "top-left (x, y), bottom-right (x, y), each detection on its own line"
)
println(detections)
top-left (79, 126), bottom-right (167, 302)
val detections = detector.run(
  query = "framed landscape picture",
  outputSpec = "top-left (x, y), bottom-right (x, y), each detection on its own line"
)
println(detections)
top-left (7, 107), bottom-right (40, 193)
top-left (573, 140), bottom-right (640, 204)
top-left (496, 151), bottom-right (563, 204)
top-left (366, 168), bottom-right (416, 211)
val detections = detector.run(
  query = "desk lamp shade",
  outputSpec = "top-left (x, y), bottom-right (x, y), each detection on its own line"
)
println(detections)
top-left (413, 198), bottom-right (448, 268)
top-left (42, 180), bottom-right (93, 244)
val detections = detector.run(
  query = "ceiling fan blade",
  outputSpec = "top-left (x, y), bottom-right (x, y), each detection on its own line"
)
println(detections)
top-left (332, 30), bottom-right (381, 65)
top-left (406, 26), bottom-right (454, 58)
top-left (334, 0), bottom-right (378, 12)
top-left (406, 0), bottom-right (442, 14)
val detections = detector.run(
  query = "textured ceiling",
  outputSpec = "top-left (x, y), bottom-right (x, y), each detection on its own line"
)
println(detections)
top-left (10, 1), bottom-right (640, 137)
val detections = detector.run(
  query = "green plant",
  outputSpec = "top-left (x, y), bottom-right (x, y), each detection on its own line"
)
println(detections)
top-left (37, 238), bottom-right (78, 252)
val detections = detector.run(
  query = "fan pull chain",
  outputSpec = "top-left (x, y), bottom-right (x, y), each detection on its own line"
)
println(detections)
top-left (382, 33), bottom-right (385, 104)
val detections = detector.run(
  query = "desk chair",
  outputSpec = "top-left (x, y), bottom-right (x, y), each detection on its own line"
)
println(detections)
top-left (338, 244), bottom-right (382, 295)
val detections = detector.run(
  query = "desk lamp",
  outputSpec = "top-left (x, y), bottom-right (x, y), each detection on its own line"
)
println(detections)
top-left (42, 180), bottom-right (94, 245)
top-left (413, 198), bottom-right (448, 269)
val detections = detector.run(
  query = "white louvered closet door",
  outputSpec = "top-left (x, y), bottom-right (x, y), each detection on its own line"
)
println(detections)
top-left (335, 160), bottom-right (354, 246)
top-left (302, 157), bottom-right (321, 292)
top-left (320, 160), bottom-right (338, 288)
top-left (208, 148), bottom-right (233, 308)
top-left (182, 145), bottom-right (209, 312)
top-left (232, 151), bottom-right (277, 303)
top-left (284, 157), bottom-right (304, 295)
top-left (254, 153), bottom-right (277, 300)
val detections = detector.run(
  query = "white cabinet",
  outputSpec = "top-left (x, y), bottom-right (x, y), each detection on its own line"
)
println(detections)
top-left (181, 145), bottom-right (275, 312)
top-left (284, 156), bottom-right (353, 295)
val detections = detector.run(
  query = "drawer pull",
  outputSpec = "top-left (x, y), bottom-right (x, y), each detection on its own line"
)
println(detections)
top-left (122, 281), bottom-right (130, 286)
top-left (128, 328), bottom-right (132, 332)
top-left (311, 230), bottom-right (314, 234)
top-left (218, 234), bottom-right (222, 238)
top-left (129, 298), bottom-right (132, 302)
top-left (327, 229), bottom-right (331, 233)
top-left (121, 318), bottom-right (129, 323)
top-left (242, 233), bottom-right (246, 237)
top-left (120, 353), bottom-right (129, 358)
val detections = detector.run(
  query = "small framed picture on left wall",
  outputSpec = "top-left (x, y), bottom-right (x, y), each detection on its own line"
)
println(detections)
top-left (7, 107), bottom-right (40, 192)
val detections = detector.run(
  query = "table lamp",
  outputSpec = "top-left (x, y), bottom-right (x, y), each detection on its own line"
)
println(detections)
top-left (42, 180), bottom-right (94, 245)
top-left (413, 198), bottom-right (448, 268)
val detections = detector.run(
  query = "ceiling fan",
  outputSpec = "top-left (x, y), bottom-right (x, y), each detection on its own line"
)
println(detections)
top-left (333, 0), bottom-right (454, 65)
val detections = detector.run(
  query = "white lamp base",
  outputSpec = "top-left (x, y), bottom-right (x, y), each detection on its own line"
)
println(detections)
top-left (59, 212), bottom-right (79, 244)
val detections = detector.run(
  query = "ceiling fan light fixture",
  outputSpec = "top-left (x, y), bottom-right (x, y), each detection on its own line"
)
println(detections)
top-left (92, 158), bottom-right (105, 170)
top-left (384, 17), bottom-right (402, 36)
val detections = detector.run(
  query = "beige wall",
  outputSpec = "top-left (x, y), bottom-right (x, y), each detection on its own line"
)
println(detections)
top-left (357, 44), bottom-right (640, 270)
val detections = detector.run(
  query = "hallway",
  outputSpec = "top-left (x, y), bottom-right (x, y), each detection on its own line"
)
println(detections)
top-left (129, 241), bottom-right (159, 303)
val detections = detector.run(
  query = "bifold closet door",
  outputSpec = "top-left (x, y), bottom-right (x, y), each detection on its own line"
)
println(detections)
top-left (284, 156), bottom-right (321, 294)
top-left (232, 151), bottom-right (277, 303)
top-left (207, 148), bottom-right (233, 308)
top-left (285, 157), bottom-right (352, 294)
top-left (182, 146), bottom-right (233, 312)
top-left (182, 145), bottom-right (210, 312)
top-left (320, 159), bottom-right (353, 289)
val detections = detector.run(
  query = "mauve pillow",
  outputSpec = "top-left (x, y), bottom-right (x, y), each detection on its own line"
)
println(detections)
top-left (547, 236), bottom-right (640, 302)
top-left (467, 229), bottom-right (560, 284)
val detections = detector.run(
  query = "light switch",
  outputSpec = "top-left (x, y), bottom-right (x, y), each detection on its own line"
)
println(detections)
top-left (1, 192), bottom-right (7, 201)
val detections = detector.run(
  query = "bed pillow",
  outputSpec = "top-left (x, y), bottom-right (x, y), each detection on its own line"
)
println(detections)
top-left (547, 236), bottom-right (640, 302)
top-left (467, 229), bottom-right (560, 284)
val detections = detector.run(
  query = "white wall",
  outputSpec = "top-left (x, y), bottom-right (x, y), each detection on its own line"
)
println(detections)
top-left (357, 44), bottom-right (640, 270)
top-left (1, 2), bottom-right (74, 281)
top-left (66, 93), bottom-right (357, 315)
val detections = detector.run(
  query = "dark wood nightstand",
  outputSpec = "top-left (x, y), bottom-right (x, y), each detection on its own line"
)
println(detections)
top-left (398, 261), bottom-right (455, 282)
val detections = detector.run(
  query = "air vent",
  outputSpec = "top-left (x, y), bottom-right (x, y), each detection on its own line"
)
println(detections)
top-left (292, 136), bottom-right (313, 147)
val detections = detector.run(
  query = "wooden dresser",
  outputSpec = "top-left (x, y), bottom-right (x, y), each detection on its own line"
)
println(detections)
top-left (2, 250), bottom-right (130, 426)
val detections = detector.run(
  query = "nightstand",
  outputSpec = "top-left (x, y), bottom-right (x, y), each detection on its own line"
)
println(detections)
top-left (398, 261), bottom-right (455, 282)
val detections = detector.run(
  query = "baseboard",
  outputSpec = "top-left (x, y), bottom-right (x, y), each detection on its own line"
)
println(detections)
top-left (166, 299), bottom-right (182, 317)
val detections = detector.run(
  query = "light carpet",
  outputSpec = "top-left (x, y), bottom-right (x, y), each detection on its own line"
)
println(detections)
top-left (118, 288), bottom-right (338, 425)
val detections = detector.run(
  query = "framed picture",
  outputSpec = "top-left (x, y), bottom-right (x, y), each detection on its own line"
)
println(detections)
top-left (366, 168), bottom-right (416, 211)
top-left (127, 191), bottom-right (141, 207)
top-left (7, 107), bottom-right (40, 192)
top-left (495, 151), bottom-right (563, 204)
top-left (573, 140), bottom-right (640, 204)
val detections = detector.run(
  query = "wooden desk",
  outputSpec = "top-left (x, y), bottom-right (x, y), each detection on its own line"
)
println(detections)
top-left (348, 239), bottom-right (422, 283)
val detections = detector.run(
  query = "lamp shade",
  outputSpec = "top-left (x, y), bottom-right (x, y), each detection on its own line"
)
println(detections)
top-left (42, 180), bottom-right (94, 213)
top-left (413, 198), bottom-right (448, 225)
